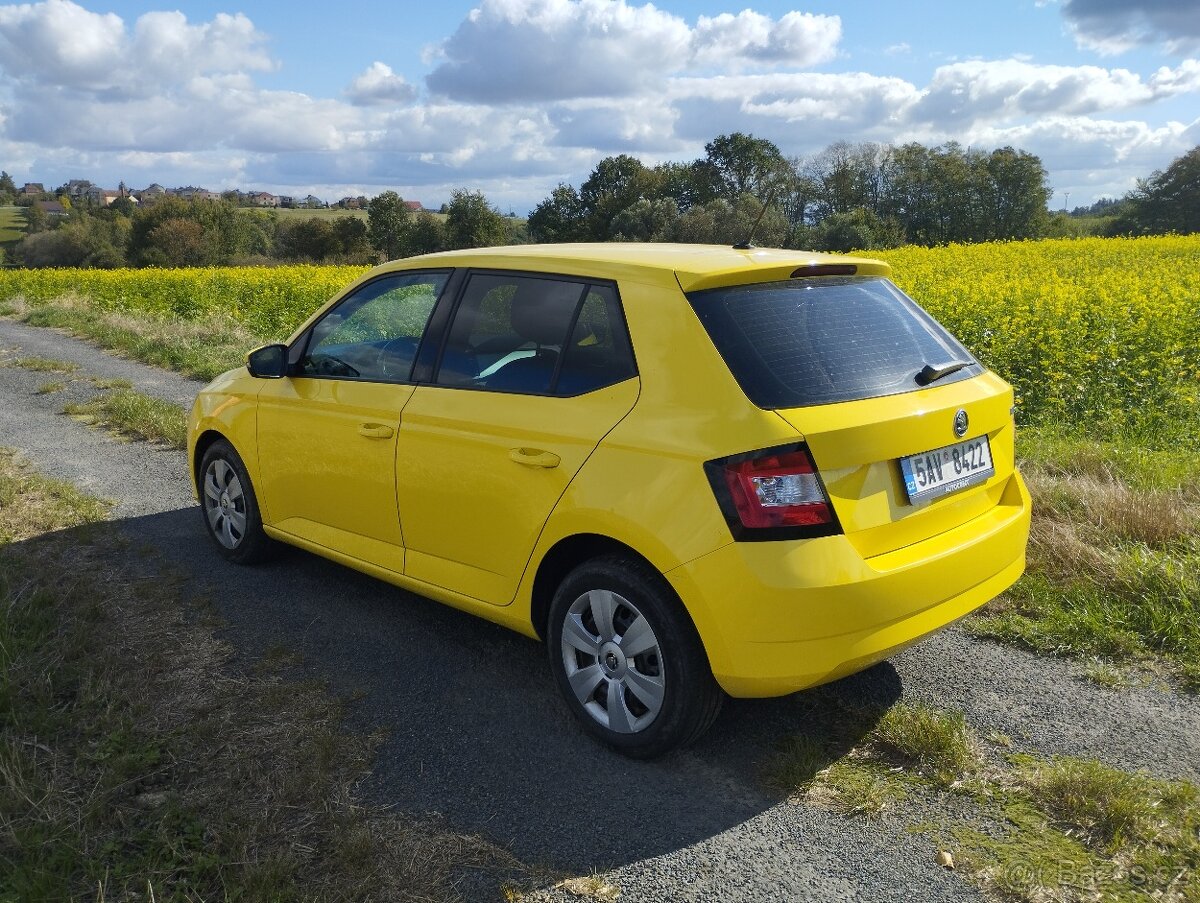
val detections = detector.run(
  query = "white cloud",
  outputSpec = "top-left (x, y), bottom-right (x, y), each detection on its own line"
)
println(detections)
top-left (691, 10), bottom-right (841, 67)
top-left (0, 0), bottom-right (1195, 211)
top-left (425, 0), bottom-right (840, 101)
top-left (909, 59), bottom-right (1200, 126)
top-left (1061, 0), bottom-right (1200, 55)
top-left (0, 0), bottom-right (271, 98)
top-left (345, 62), bottom-right (417, 105)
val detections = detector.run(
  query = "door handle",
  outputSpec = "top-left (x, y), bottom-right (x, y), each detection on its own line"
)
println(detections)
top-left (509, 448), bottom-right (561, 468)
top-left (358, 423), bottom-right (395, 439)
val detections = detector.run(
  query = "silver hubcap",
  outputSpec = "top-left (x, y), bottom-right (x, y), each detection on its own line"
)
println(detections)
top-left (203, 458), bottom-right (247, 550)
top-left (560, 589), bottom-right (665, 734)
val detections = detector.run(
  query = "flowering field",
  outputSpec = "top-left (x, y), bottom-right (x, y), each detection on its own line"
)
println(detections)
top-left (1, 235), bottom-right (1196, 438)
top-left (0, 265), bottom-right (369, 338)
top-left (876, 236), bottom-right (1200, 440)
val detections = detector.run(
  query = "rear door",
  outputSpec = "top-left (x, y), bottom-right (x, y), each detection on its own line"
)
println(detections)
top-left (396, 272), bottom-right (638, 606)
top-left (687, 275), bottom-right (1016, 557)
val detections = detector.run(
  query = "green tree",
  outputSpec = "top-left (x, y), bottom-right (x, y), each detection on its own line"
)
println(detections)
top-left (109, 196), bottom-right (136, 217)
top-left (402, 211), bottom-right (446, 256)
top-left (669, 196), bottom-right (788, 247)
top-left (608, 197), bottom-right (679, 242)
top-left (579, 155), bottom-right (657, 239)
top-left (1109, 146), bottom-right (1200, 236)
top-left (981, 146), bottom-right (1051, 240)
top-left (275, 217), bottom-right (340, 261)
top-left (142, 218), bottom-right (209, 266)
top-left (367, 191), bottom-right (410, 260)
top-left (805, 142), bottom-right (886, 220)
top-left (443, 189), bottom-right (507, 250)
top-left (16, 214), bottom-right (128, 268)
top-left (808, 208), bottom-right (905, 252)
top-left (24, 202), bottom-right (47, 233)
top-left (0, 171), bottom-right (15, 193)
top-left (331, 215), bottom-right (373, 260)
top-left (702, 133), bottom-right (791, 201)
top-left (527, 184), bottom-right (589, 243)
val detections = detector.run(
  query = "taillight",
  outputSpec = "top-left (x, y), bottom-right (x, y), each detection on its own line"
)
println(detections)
top-left (704, 444), bottom-right (841, 540)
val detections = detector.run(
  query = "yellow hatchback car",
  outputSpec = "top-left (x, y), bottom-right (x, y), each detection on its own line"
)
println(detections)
top-left (188, 243), bottom-right (1030, 757)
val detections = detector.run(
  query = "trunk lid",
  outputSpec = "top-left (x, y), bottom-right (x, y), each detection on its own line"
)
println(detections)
top-left (777, 372), bottom-right (1016, 558)
top-left (685, 272), bottom-right (1018, 558)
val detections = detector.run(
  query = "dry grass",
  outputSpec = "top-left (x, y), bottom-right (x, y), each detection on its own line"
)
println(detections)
top-left (6, 295), bottom-right (265, 380)
top-left (1024, 469), bottom-right (1197, 549)
top-left (973, 441), bottom-right (1200, 688)
top-left (0, 449), bottom-right (531, 900)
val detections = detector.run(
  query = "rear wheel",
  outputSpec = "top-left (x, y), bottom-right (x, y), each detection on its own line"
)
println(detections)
top-left (547, 554), bottom-right (724, 758)
top-left (199, 439), bottom-right (272, 564)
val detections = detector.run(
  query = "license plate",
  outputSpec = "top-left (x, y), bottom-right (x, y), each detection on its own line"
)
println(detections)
top-left (900, 436), bottom-right (994, 504)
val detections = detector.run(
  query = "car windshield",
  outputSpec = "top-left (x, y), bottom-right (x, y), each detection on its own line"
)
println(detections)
top-left (686, 276), bottom-right (981, 409)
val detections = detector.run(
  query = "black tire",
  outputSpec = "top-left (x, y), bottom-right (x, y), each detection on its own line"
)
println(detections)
top-left (198, 438), bottom-right (272, 565)
top-left (547, 553), bottom-right (724, 758)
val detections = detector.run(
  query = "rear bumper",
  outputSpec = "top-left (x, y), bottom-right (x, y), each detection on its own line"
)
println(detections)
top-left (666, 471), bottom-right (1031, 697)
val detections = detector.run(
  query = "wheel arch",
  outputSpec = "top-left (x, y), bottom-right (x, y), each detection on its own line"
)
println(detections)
top-left (192, 429), bottom-right (228, 494)
top-left (530, 533), bottom-right (689, 643)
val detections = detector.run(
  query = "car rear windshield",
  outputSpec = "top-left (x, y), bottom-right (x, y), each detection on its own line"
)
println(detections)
top-left (687, 276), bottom-right (982, 409)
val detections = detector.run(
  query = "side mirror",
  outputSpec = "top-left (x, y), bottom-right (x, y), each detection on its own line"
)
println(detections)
top-left (247, 343), bottom-right (288, 379)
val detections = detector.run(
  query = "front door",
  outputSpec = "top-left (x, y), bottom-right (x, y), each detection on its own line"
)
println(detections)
top-left (256, 271), bottom-right (449, 571)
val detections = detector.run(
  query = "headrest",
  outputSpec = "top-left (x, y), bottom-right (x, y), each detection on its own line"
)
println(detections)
top-left (510, 281), bottom-right (583, 346)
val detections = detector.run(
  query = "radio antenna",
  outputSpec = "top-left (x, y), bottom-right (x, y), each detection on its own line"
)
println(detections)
top-left (733, 187), bottom-right (779, 250)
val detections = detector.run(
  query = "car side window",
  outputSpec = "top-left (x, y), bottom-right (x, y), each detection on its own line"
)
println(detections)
top-left (555, 284), bottom-right (636, 395)
top-left (434, 273), bottom-right (635, 396)
top-left (300, 272), bottom-right (447, 382)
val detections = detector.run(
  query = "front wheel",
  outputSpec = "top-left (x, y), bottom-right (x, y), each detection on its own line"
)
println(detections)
top-left (199, 439), bottom-right (272, 564)
top-left (547, 554), bottom-right (724, 758)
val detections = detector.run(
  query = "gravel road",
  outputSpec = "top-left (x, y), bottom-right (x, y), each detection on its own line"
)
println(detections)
top-left (2, 319), bottom-right (1197, 902)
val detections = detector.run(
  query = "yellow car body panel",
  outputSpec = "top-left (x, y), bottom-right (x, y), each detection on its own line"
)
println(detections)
top-left (395, 379), bottom-right (639, 605)
top-left (188, 243), bottom-right (1031, 703)
top-left (669, 472), bottom-right (1030, 696)
top-left (256, 377), bottom-right (415, 575)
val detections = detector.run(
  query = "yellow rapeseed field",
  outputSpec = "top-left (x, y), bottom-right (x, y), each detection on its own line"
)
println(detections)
top-left (1, 235), bottom-right (1196, 437)
top-left (0, 265), bottom-right (369, 338)
top-left (878, 236), bottom-right (1200, 438)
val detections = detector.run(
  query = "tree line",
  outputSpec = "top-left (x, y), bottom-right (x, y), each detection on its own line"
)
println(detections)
top-left (526, 136), bottom-right (1200, 250)
top-left (7, 188), bottom-right (518, 269)
top-left (4, 137), bottom-right (1196, 269)
top-left (527, 135), bottom-right (1056, 250)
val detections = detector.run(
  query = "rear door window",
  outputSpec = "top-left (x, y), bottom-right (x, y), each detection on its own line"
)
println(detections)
top-left (434, 273), bottom-right (635, 396)
top-left (687, 276), bottom-right (980, 409)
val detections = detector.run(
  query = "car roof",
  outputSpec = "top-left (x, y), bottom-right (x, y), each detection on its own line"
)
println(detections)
top-left (378, 243), bottom-right (892, 293)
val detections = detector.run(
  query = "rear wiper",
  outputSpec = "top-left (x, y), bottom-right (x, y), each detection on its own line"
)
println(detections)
top-left (915, 360), bottom-right (970, 386)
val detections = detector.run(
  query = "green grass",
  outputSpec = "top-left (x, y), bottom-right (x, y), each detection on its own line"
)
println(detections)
top-left (89, 376), bottom-right (133, 390)
top-left (0, 206), bottom-right (27, 249)
top-left (0, 356), bottom-right (80, 373)
top-left (0, 448), bottom-right (529, 899)
top-left (64, 389), bottom-right (188, 448)
top-left (274, 206), bottom-right (368, 222)
top-left (769, 702), bottom-right (1200, 902)
top-left (873, 703), bottom-right (980, 786)
top-left (35, 380), bottom-right (66, 395)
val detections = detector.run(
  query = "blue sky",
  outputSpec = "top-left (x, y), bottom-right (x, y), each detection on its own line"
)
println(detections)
top-left (0, 0), bottom-right (1196, 212)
